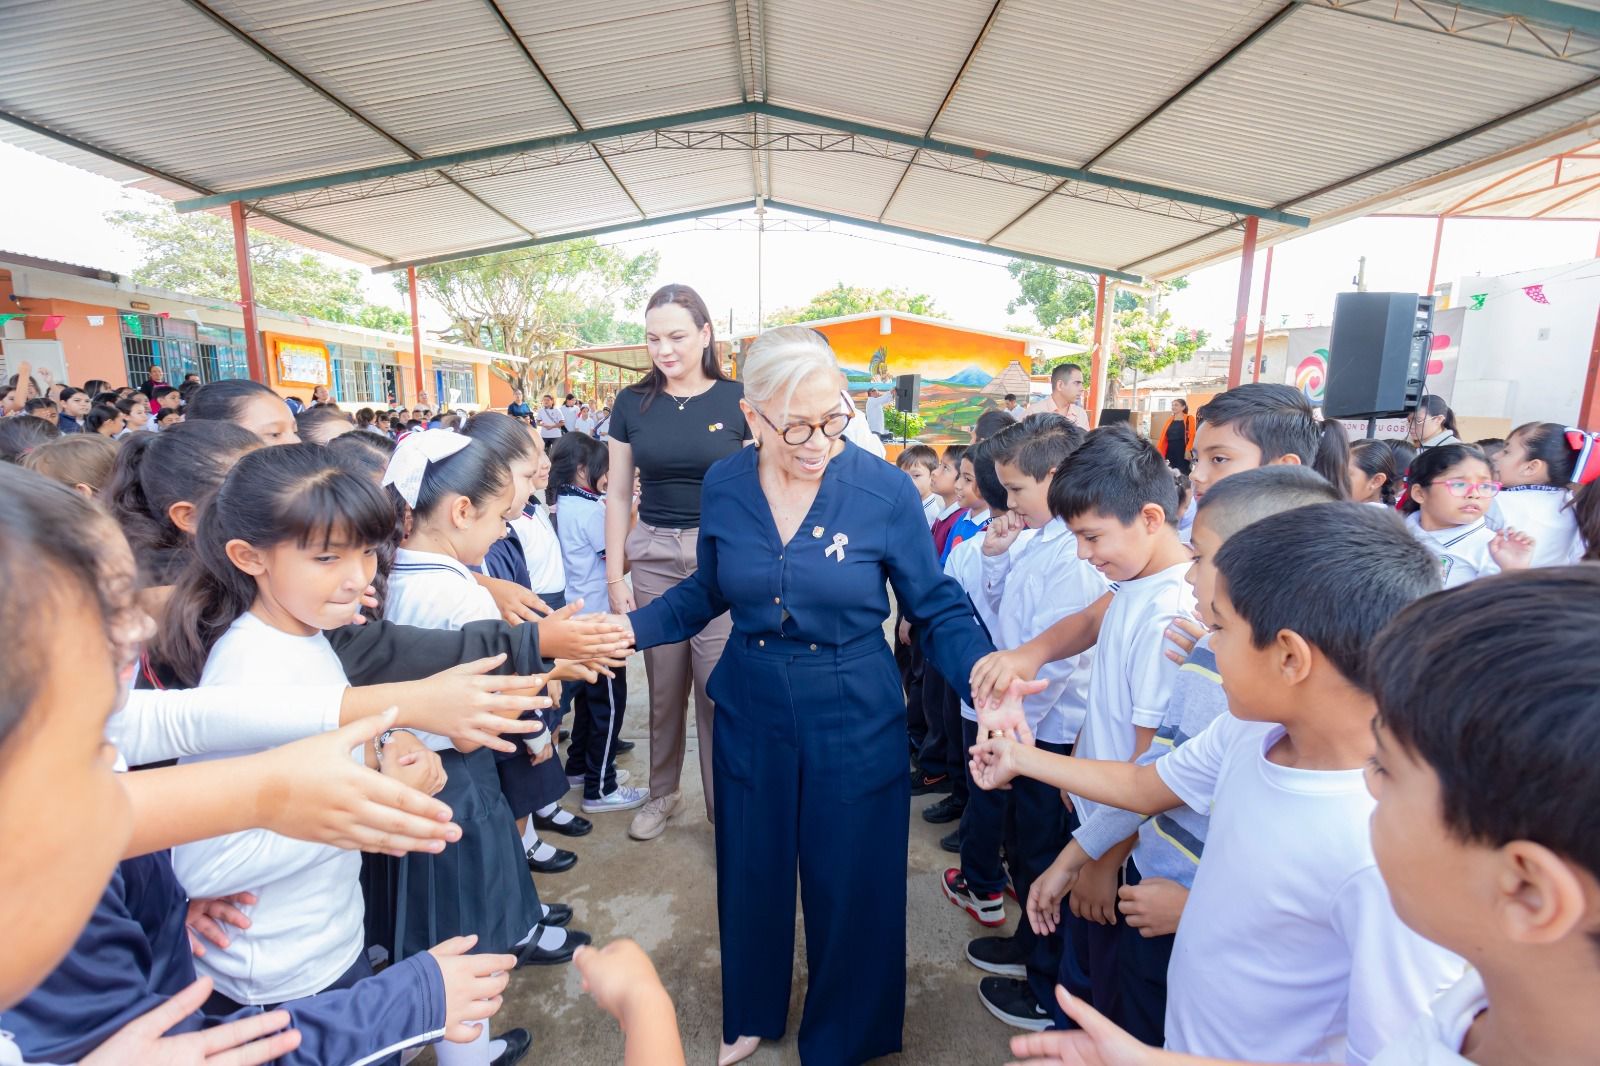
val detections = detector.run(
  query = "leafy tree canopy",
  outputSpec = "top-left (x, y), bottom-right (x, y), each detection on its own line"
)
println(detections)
top-left (769, 282), bottom-right (947, 325)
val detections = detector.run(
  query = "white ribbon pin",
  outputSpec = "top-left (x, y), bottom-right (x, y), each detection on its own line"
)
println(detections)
top-left (825, 532), bottom-right (848, 562)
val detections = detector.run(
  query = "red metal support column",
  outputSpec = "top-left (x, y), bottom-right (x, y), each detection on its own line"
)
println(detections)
top-left (1582, 300), bottom-right (1600, 431)
top-left (1252, 244), bottom-right (1275, 383)
top-left (1089, 273), bottom-right (1108, 426)
top-left (1228, 215), bottom-right (1259, 388)
top-left (229, 201), bottom-right (263, 383)
top-left (407, 266), bottom-right (424, 405)
top-left (1426, 215), bottom-right (1446, 296)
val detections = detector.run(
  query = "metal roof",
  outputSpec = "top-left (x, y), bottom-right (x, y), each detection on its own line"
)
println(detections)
top-left (1377, 139), bottom-right (1600, 220)
top-left (6, 0), bottom-right (1600, 280)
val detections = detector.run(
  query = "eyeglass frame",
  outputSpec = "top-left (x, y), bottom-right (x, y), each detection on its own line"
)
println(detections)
top-left (1432, 478), bottom-right (1503, 498)
top-left (748, 399), bottom-right (853, 446)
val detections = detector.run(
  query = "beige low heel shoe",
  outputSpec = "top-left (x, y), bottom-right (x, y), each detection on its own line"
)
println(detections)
top-left (718, 1036), bottom-right (760, 1066)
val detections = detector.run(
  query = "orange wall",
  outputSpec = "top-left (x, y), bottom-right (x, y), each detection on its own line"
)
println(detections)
top-left (0, 270), bottom-right (126, 385)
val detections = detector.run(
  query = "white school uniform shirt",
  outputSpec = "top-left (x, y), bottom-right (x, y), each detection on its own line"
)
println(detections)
top-left (387, 546), bottom-right (501, 751)
top-left (920, 492), bottom-right (941, 528)
top-left (535, 406), bottom-right (564, 439)
top-left (110, 684), bottom-right (344, 765)
top-left (171, 612), bottom-right (365, 1005)
top-left (511, 499), bottom-right (566, 597)
top-left (561, 403), bottom-right (579, 431)
top-left (1157, 713), bottom-right (1464, 1064)
top-left (1488, 485), bottom-right (1583, 568)
top-left (943, 513), bottom-right (1005, 722)
top-left (574, 414), bottom-right (597, 435)
top-left (1072, 561), bottom-right (1192, 821)
top-left (1405, 513), bottom-right (1498, 589)
top-left (1369, 969), bottom-right (1486, 1066)
top-left (981, 517), bottom-right (1107, 745)
top-left (557, 488), bottom-right (609, 611)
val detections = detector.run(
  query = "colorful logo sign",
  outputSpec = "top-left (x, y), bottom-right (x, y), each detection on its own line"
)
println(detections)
top-left (1295, 350), bottom-right (1327, 403)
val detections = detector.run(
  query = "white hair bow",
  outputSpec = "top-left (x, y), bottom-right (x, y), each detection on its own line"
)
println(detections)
top-left (383, 428), bottom-right (471, 507)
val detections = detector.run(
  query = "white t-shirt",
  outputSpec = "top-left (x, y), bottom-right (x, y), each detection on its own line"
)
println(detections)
top-left (981, 517), bottom-right (1107, 745)
top-left (535, 405), bottom-right (564, 439)
top-left (865, 392), bottom-right (892, 435)
top-left (561, 403), bottom-right (580, 431)
top-left (1074, 561), bottom-right (1194, 821)
top-left (387, 546), bottom-right (501, 751)
top-left (1369, 969), bottom-right (1485, 1066)
top-left (943, 515), bottom-right (1005, 723)
top-left (511, 500), bottom-right (565, 596)
top-left (573, 414), bottom-right (597, 435)
top-left (1488, 486), bottom-right (1583, 568)
top-left (1405, 513), bottom-right (1498, 589)
top-left (172, 612), bottom-right (364, 1005)
top-left (1157, 714), bottom-right (1464, 1063)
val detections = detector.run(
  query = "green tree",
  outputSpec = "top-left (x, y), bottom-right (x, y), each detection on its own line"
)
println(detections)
top-left (1005, 261), bottom-right (1137, 329)
top-left (769, 282), bottom-right (947, 325)
top-left (107, 206), bottom-right (406, 328)
top-left (403, 240), bottom-right (659, 396)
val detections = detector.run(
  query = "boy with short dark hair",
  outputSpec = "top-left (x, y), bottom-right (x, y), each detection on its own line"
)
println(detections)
top-left (972, 504), bottom-right (1462, 1063)
top-left (897, 443), bottom-right (940, 527)
top-left (912, 443), bottom-right (972, 796)
top-left (24, 397), bottom-right (58, 425)
top-left (1190, 382), bottom-right (1349, 502)
top-left (1029, 465), bottom-right (1341, 1044)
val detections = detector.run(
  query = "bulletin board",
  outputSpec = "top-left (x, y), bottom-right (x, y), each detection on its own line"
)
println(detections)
top-left (268, 335), bottom-right (331, 388)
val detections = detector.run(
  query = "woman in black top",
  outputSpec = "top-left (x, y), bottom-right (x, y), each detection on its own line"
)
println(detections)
top-left (605, 284), bottom-right (749, 842)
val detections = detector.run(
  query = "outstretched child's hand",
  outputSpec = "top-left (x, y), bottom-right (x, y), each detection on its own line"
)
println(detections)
top-left (185, 892), bottom-right (256, 957)
top-left (1028, 843), bottom-right (1088, 936)
top-left (538, 600), bottom-right (634, 660)
top-left (428, 935), bottom-right (517, 1043)
top-left (1488, 527), bottom-right (1536, 572)
top-left (574, 939), bottom-right (665, 1022)
top-left (82, 976), bottom-right (300, 1065)
top-left (970, 646), bottom-right (1043, 707)
top-left (1118, 878), bottom-right (1188, 939)
top-left (1006, 987), bottom-right (1163, 1066)
top-left (379, 730), bottom-right (447, 796)
top-left (970, 734), bottom-right (1023, 791)
top-left (398, 654), bottom-right (553, 753)
top-left (976, 677), bottom-right (1048, 745)
top-left (1162, 616), bottom-right (1208, 666)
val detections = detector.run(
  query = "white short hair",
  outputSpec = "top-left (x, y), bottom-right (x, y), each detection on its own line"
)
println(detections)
top-left (739, 326), bottom-right (843, 415)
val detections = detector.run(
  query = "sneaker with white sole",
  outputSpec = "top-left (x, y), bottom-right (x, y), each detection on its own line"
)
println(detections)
top-left (966, 934), bottom-right (1027, 977)
top-left (627, 790), bottom-right (682, 841)
top-left (942, 868), bottom-right (1005, 927)
top-left (567, 767), bottom-right (629, 790)
top-left (978, 977), bottom-right (1051, 1031)
top-left (581, 784), bottom-right (650, 814)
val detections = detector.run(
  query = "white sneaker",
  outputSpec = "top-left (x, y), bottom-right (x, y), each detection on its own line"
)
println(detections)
top-left (627, 790), bottom-right (682, 841)
top-left (566, 768), bottom-right (629, 790)
top-left (581, 785), bottom-right (650, 814)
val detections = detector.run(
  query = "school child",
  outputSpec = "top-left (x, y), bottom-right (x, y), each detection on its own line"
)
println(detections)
top-left (574, 941), bottom-right (688, 1066)
top-left (1029, 466), bottom-right (1342, 1046)
top-left (921, 444), bottom-right (997, 829)
top-left (1348, 438), bottom-right (1407, 507)
top-left (963, 418), bottom-right (1108, 1029)
top-left (930, 443), bottom-right (968, 558)
top-left (970, 381), bottom-right (1348, 707)
top-left (555, 432), bottom-right (644, 814)
top-left (185, 378), bottom-right (300, 445)
top-left (908, 443), bottom-right (973, 796)
top-left (896, 443), bottom-right (940, 527)
top-left (461, 413), bottom-right (589, 870)
top-left (0, 414), bottom-right (59, 462)
top-left (971, 503), bottom-right (1464, 1062)
top-left (1402, 443), bottom-right (1530, 588)
top-left (1489, 422), bottom-right (1599, 566)
top-left (18, 433), bottom-right (117, 497)
top-left (378, 432), bottom-right (592, 984)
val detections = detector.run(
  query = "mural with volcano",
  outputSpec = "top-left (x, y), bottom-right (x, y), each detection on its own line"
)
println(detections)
top-left (808, 314), bottom-right (1037, 443)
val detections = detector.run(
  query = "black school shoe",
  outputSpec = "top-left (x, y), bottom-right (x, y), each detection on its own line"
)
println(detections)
top-left (910, 770), bottom-right (953, 796)
top-left (940, 828), bottom-right (961, 853)
top-left (978, 976), bottom-right (1051, 1031)
top-left (967, 933), bottom-right (1028, 977)
top-left (526, 845), bottom-right (578, 874)
top-left (516, 928), bottom-right (592, 967)
top-left (534, 809), bottom-right (593, 837)
top-left (491, 1028), bottom-right (532, 1066)
top-left (540, 902), bottom-right (573, 928)
top-left (614, 737), bottom-right (636, 754)
top-left (922, 794), bottom-right (965, 823)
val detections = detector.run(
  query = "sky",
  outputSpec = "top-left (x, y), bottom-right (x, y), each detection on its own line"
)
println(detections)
top-left (4, 140), bottom-right (1598, 345)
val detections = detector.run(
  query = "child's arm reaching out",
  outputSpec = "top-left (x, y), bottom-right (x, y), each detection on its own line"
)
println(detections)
top-left (1005, 987), bottom-right (1290, 1066)
top-left (574, 941), bottom-right (687, 1066)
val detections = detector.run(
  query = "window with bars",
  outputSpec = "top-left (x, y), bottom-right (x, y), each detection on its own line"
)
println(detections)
top-left (120, 315), bottom-right (250, 386)
top-left (328, 344), bottom-right (388, 404)
top-left (433, 361), bottom-right (477, 405)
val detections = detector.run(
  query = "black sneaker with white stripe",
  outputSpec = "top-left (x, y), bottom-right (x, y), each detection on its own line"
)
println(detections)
top-left (978, 976), bottom-right (1051, 1031)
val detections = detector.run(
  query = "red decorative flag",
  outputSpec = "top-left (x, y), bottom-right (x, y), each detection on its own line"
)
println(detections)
top-left (1523, 284), bottom-right (1549, 304)
top-left (41, 314), bottom-right (64, 331)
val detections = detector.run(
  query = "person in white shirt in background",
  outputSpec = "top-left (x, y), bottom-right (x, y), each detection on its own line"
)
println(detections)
top-left (573, 404), bottom-right (597, 436)
top-left (535, 395), bottom-right (564, 452)
top-left (972, 503), bottom-right (1464, 1065)
top-left (561, 395), bottom-right (580, 433)
top-left (1489, 421), bottom-right (1595, 567)
top-left (1003, 394), bottom-right (1026, 421)
top-left (838, 389), bottom-right (887, 459)
top-left (1401, 443), bottom-right (1531, 589)
top-left (1027, 363), bottom-right (1089, 428)
top-left (865, 387), bottom-right (894, 439)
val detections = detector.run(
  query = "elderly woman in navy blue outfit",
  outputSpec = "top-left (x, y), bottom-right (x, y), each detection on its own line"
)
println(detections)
top-left (613, 326), bottom-right (993, 1065)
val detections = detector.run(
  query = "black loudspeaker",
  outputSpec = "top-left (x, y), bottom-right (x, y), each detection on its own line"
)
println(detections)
top-left (1322, 292), bottom-right (1434, 419)
top-left (1098, 408), bottom-right (1133, 425)
top-left (894, 374), bottom-right (921, 414)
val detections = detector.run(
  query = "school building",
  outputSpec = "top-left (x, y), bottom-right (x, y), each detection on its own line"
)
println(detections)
top-left (0, 252), bottom-right (503, 410)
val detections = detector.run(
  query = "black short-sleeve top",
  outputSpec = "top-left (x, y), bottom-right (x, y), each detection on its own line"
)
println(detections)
top-left (609, 379), bottom-right (750, 529)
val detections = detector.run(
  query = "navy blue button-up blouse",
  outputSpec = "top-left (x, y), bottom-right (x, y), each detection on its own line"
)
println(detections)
top-left (629, 440), bottom-right (993, 703)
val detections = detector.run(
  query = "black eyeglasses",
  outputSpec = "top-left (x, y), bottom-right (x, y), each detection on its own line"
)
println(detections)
top-left (750, 401), bottom-right (852, 446)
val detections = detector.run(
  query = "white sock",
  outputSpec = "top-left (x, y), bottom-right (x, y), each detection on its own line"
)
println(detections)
top-left (528, 839), bottom-right (558, 862)
top-left (434, 1022), bottom-right (490, 1066)
top-left (536, 923), bottom-right (566, 951)
top-left (488, 1040), bottom-right (506, 1059)
top-left (520, 820), bottom-right (540, 851)
top-left (536, 801), bottom-right (574, 825)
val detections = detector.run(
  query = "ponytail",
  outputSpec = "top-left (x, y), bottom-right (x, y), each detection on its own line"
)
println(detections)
top-left (1311, 418), bottom-right (1351, 501)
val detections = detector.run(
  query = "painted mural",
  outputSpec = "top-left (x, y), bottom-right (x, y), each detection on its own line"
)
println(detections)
top-left (808, 316), bottom-right (1033, 443)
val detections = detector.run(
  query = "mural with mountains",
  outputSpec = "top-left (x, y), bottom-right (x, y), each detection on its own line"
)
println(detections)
top-left (810, 315), bottom-right (1044, 443)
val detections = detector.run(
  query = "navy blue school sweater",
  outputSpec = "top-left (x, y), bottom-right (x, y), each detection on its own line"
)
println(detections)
top-left (7, 853), bottom-right (445, 1065)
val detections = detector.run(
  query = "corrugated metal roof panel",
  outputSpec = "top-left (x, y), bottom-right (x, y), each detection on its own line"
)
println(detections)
top-left (762, 0), bottom-right (998, 134)
top-left (760, 113), bottom-right (915, 218)
top-left (880, 165), bottom-right (1049, 243)
top-left (459, 154), bottom-right (641, 233)
top-left (205, 0), bottom-right (578, 157)
top-left (273, 183), bottom-right (524, 262)
top-left (1093, 5), bottom-right (1594, 206)
top-left (494, 0), bottom-right (746, 128)
top-left (0, 0), bottom-right (407, 190)
top-left (931, 0), bottom-right (1285, 170)
top-left (1002, 195), bottom-right (1222, 273)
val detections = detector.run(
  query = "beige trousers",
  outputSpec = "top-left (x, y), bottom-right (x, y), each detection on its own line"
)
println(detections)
top-left (626, 521), bottom-right (731, 819)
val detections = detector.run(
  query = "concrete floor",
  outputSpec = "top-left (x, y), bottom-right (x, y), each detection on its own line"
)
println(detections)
top-left (481, 649), bottom-right (1026, 1065)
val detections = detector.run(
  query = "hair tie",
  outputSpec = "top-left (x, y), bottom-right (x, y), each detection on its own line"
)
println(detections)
top-left (382, 427), bottom-right (470, 506)
top-left (1565, 427), bottom-right (1600, 486)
